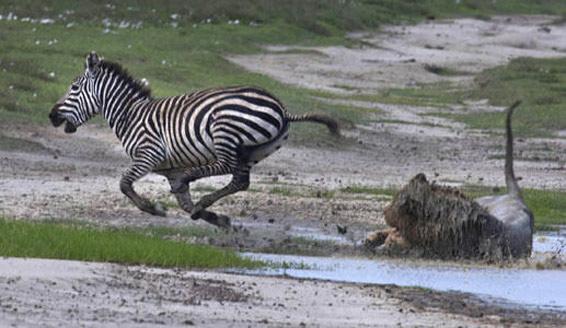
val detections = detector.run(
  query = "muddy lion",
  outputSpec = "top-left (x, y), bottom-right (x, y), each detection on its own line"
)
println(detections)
top-left (367, 101), bottom-right (533, 260)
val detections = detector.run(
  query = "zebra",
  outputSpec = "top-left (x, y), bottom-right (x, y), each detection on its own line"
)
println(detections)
top-left (49, 52), bottom-right (340, 228)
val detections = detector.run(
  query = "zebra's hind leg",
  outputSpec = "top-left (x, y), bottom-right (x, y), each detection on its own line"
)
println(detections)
top-left (165, 173), bottom-right (194, 213)
top-left (170, 160), bottom-right (234, 194)
top-left (191, 167), bottom-right (251, 228)
top-left (166, 172), bottom-right (230, 228)
top-left (120, 160), bottom-right (167, 217)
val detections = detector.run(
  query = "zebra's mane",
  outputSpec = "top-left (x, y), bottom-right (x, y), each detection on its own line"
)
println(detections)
top-left (99, 61), bottom-right (152, 99)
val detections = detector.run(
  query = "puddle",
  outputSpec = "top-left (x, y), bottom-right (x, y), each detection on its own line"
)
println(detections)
top-left (533, 229), bottom-right (566, 254)
top-left (239, 252), bottom-right (566, 311)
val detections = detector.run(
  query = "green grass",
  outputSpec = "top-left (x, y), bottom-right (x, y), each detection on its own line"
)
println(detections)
top-left (444, 57), bottom-right (566, 137)
top-left (345, 82), bottom-right (467, 108)
top-left (0, 219), bottom-right (260, 268)
top-left (142, 225), bottom-right (217, 240)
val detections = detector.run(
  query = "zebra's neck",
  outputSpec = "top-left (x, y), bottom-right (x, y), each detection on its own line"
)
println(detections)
top-left (96, 69), bottom-right (151, 139)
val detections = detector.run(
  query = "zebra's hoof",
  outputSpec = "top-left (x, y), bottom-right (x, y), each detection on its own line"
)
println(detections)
top-left (190, 205), bottom-right (204, 220)
top-left (192, 209), bottom-right (231, 229)
top-left (153, 202), bottom-right (167, 216)
top-left (216, 214), bottom-right (232, 229)
top-left (140, 201), bottom-right (167, 217)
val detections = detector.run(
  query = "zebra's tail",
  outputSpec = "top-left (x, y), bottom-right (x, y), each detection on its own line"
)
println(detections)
top-left (286, 112), bottom-right (340, 136)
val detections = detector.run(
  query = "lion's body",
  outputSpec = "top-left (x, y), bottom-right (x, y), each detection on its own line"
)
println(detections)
top-left (367, 102), bottom-right (533, 260)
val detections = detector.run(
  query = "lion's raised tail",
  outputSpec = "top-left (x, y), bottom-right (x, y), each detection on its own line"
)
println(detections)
top-left (505, 100), bottom-right (522, 198)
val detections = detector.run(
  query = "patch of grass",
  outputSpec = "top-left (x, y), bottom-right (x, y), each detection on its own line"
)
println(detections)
top-left (269, 186), bottom-right (296, 197)
top-left (142, 225), bottom-right (217, 240)
top-left (446, 57), bottom-right (566, 137)
top-left (269, 186), bottom-right (337, 199)
top-left (522, 189), bottom-right (566, 228)
top-left (347, 82), bottom-right (467, 108)
top-left (424, 64), bottom-right (472, 76)
top-left (311, 189), bottom-right (336, 199)
top-left (341, 185), bottom-right (397, 197)
top-left (0, 219), bottom-right (260, 269)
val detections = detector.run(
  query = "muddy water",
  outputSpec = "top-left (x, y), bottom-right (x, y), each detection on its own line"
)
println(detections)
top-left (238, 230), bottom-right (566, 310)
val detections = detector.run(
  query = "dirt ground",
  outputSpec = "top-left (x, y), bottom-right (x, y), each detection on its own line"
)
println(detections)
top-left (1, 258), bottom-right (564, 327)
top-left (230, 15), bottom-right (566, 93)
top-left (1, 16), bottom-right (566, 326)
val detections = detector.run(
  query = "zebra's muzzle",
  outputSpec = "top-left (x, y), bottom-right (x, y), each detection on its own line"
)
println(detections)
top-left (49, 106), bottom-right (77, 133)
top-left (64, 121), bottom-right (77, 133)
top-left (49, 109), bottom-right (65, 127)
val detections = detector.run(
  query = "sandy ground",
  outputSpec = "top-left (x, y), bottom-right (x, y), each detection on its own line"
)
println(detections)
top-left (1, 257), bottom-right (564, 327)
top-left (229, 15), bottom-right (566, 93)
top-left (2, 15), bottom-right (566, 326)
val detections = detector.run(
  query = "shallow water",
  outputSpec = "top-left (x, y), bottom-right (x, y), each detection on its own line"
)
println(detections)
top-left (240, 252), bottom-right (566, 311)
top-left (533, 229), bottom-right (566, 254)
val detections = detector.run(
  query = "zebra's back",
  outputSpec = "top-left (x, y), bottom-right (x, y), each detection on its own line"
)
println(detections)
top-left (154, 86), bottom-right (289, 170)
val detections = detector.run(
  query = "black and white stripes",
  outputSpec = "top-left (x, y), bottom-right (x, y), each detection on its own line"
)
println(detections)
top-left (50, 52), bottom-right (339, 227)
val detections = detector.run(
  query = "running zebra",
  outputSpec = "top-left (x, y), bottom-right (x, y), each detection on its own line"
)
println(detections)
top-left (49, 52), bottom-right (340, 228)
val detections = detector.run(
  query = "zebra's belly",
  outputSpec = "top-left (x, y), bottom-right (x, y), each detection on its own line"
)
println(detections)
top-left (159, 140), bottom-right (217, 170)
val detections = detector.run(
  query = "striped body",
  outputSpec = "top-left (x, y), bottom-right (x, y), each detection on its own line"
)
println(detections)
top-left (147, 87), bottom-right (289, 171)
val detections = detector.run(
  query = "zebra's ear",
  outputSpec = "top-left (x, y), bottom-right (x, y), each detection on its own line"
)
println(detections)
top-left (86, 51), bottom-right (101, 74)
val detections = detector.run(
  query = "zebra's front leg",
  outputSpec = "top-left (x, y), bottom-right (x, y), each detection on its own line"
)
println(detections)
top-left (120, 161), bottom-right (167, 217)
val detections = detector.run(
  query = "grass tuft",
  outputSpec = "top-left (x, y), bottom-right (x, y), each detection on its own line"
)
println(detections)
top-left (0, 219), bottom-right (260, 269)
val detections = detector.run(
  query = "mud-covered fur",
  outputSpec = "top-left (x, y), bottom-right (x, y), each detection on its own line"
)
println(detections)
top-left (367, 101), bottom-right (533, 260)
top-left (367, 174), bottom-right (509, 259)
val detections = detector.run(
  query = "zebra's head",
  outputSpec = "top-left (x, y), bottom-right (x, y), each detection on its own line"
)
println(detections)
top-left (49, 51), bottom-right (103, 133)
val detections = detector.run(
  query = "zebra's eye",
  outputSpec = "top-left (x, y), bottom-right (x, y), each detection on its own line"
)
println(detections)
top-left (70, 84), bottom-right (80, 92)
